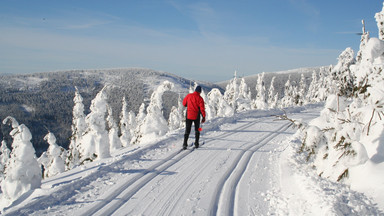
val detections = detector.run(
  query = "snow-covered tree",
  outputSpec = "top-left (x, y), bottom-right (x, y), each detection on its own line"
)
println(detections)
top-left (119, 97), bottom-right (130, 147)
top-left (223, 71), bottom-right (239, 109)
top-left (0, 141), bottom-right (10, 181)
top-left (356, 20), bottom-right (370, 62)
top-left (267, 76), bottom-right (279, 109)
top-left (252, 72), bottom-right (267, 110)
top-left (236, 77), bottom-right (252, 112)
top-left (375, 2), bottom-right (384, 40)
top-left (306, 71), bottom-right (320, 103)
top-left (107, 105), bottom-right (122, 152)
top-left (207, 88), bottom-right (234, 117)
top-left (81, 87), bottom-right (110, 162)
top-left (168, 95), bottom-right (184, 131)
top-left (297, 73), bottom-right (307, 106)
top-left (66, 87), bottom-right (87, 170)
top-left (1, 117), bottom-right (41, 205)
top-left (136, 103), bottom-right (146, 124)
top-left (132, 81), bottom-right (174, 144)
top-left (200, 89), bottom-right (212, 120)
top-left (280, 77), bottom-right (296, 108)
top-left (299, 3), bottom-right (384, 191)
top-left (332, 47), bottom-right (355, 97)
top-left (38, 132), bottom-right (66, 178)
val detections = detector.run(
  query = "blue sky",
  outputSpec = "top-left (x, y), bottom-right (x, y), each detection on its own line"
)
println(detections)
top-left (0, 0), bottom-right (382, 82)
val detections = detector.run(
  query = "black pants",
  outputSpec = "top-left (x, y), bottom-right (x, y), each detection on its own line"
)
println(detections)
top-left (183, 116), bottom-right (200, 146)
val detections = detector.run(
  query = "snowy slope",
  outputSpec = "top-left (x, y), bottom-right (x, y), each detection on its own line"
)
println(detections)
top-left (2, 105), bottom-right (382, 215)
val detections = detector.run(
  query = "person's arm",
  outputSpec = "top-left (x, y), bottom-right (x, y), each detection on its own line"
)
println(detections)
top-left (182, 95), bottom-right (188, 107)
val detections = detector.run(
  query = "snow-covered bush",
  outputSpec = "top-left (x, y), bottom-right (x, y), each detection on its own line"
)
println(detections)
top-left (0, 117), bottom-right (41, 207)
top-left (38, 132), bottom-right (66, 178)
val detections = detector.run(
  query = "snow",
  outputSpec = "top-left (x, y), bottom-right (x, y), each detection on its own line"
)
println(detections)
top-left (1, 105), bottom-right (382, 215)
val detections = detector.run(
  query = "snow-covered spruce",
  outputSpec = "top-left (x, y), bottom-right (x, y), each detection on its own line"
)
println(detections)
top-left (0, 141), bottom-right (10, 182)
top-left (38, 132), bottom-right (66, 178)
top-left (120, 97), bottom-right (132, 147)
top-left (66, 87), bottom-right (87, 170)
top-left (81, 87), bottom-right (110, 163)
top-left (0, 117), bottom-right (41, 209)
top-left (252, 72), bottom-right (268, 110)
top-left (131, 81), bottom-right (174, 145)
top-left (168, 95), bottom-right (185, 131)
top-left (107, 105), bottom-right (122, 152)
top-left (299, 7), bottom-right (384, 207)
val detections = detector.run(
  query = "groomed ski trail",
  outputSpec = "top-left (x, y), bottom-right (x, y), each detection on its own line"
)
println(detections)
top-left (83, 115), bottom-right (293, 216)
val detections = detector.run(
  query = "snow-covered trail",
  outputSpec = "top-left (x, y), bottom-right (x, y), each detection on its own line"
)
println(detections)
top-left (78, 115), bottom-right (292, 216)
top-left (3, 106), bottom-right (382, 215)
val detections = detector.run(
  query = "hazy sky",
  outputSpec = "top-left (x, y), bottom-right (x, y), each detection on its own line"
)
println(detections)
top-left (0, 0), bottom-right (382, 82)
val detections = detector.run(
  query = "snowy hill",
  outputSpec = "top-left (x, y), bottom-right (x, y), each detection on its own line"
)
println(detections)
top-left (0, 68), bottom-right (222, 155)
top-left (1, 105), bottom-right (382, 215)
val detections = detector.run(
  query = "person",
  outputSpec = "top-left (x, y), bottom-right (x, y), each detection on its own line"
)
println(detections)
top-left (182, 86), bottom-right (206, 149)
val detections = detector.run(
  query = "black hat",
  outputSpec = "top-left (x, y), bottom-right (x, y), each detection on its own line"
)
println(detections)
top-left (195, 86), bottom-right (202, 93)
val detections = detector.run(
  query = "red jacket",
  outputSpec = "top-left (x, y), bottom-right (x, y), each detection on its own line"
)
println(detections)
top-left (183, 91), bottom-right (206, 120)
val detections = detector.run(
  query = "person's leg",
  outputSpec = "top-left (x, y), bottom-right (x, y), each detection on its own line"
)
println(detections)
top-left (183, 119), bottom-right (192, 149)
top-left (193, 116), bottom-right (201, 148)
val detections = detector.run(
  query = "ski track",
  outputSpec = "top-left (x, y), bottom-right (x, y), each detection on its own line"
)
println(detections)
top-left (214, 122), bottom-right (291, 216)
top-left (87, 116), bottom-right (268, 215)
top-left (102, 116), bottom-right (291, 216)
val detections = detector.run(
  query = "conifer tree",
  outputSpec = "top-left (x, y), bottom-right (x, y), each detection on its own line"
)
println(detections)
top-left (267, 76), bottom-right (279, 109)
top-left (107, 105), bottom-right (122, 152)
top-left (0, 141), bottom-right (10, 181)
top-left (1, 117), bottom-right (41, 204)
top-left (237, 77), bottom-right (252, 112)
top-left (168, 95), bottom-right (184, 131)
top-left (375, 2), bottom-right (384, 40)
top-left (297, 73), bottom-right (307, 106)
top-left (132, 81), bottom-right (174, 144)
top-left (280, 76), bottom-right (295, 108)
top-left (66, 87), bottom-right (86, 170)
top-left (81, 87), bottom-right (110, 162)
top-left (306, 71), bottom-right (320, 103)
top-left (252, 72), bottom-right (267, 110)
top-left (200, 89), bottom-right (212, 120)
top-left (332, 48), bottom-right (355, 97)
top-left (38, 132), bottom-right (66, 178)
top-left (119, 97), bottom-right (131, 147)
top-left (223, 71), bottom-right (239, 109)
top-left (207, 88), bottom-right (234, 117)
